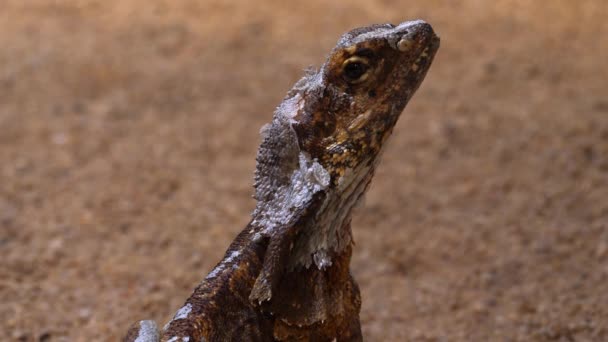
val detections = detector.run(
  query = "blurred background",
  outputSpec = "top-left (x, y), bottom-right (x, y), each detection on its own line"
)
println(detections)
top-left (1, 1), bottom-right (607, 340)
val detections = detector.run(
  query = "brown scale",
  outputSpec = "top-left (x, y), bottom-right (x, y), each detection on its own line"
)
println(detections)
top-left (124, 20), bottom-right (439, 342)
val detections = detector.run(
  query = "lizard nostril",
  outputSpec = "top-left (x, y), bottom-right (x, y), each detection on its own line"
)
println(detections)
top-left (397, 38), bottom-right (414, 52)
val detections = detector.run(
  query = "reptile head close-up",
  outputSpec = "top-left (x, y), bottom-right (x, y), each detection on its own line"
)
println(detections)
top-left (252, 20), bottom-right (440, 272)
top-left (294, 20), bottom-right (440, 182)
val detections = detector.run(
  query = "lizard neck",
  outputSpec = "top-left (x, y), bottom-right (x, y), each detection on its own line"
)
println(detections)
top-left (250, 74), bottom-right (377, 271)
top-left (261, 241), bottom-right (362, 337)
top-left (246, 133), bottom-right (375, 331)
top-left (246, 72), bottom-right (376, 330)
top-left (251, 131), bottom-right (378, 271)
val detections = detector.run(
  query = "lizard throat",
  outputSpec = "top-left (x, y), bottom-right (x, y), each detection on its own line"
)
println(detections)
top-left (287, 158), bottom-right (376, 270)
top-left (252, 149), bottom-right (375, 271)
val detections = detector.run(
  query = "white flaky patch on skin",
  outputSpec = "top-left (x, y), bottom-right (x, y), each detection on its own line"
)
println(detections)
top-left (166, 337), bottom-right (190, 342)
top-left (289, 158), bottom-right (377, 270)
top-left (253, 93), bottom-right (309, 231)
top-left (205, 250), bottom-right (241, 280)
top-left (173, 303), bottom-right (192, 320)
top-left (160, 299), bottom-right (195, 337)
top-left (134, 320), bottom-right (160, 342)
top-left (252, 90), bottom-right (331, 235)
top-left (252, 71), bottom-right (332, 235)
top-left (253, 151), bottom-right (330, 234)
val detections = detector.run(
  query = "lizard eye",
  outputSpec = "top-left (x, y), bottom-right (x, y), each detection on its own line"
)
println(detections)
top-left (342, 57), bottom-right (370, 83)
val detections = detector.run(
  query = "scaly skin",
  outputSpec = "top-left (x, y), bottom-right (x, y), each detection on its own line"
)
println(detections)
top-left (125, 20), bottom-right (439, 342)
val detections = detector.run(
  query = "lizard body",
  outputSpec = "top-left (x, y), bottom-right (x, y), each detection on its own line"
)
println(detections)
top-left (125, 20), bottom-right (439, 342)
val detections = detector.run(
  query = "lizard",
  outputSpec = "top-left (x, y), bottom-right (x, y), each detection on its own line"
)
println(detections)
top-left (124, 19), bottom-right (440, 342)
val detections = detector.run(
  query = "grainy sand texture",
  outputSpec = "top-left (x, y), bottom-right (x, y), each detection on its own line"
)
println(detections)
top-left (1, 1), bottom-right (607, 340)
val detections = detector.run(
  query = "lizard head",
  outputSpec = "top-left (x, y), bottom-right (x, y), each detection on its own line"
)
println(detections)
top-left (252, 20), bottom-right (439, 274)
top-left (294, 20), bottom-right (440, 182)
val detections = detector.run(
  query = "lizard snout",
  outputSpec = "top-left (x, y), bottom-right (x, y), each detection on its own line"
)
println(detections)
top-left (394, 20), bottom-right (439, 52)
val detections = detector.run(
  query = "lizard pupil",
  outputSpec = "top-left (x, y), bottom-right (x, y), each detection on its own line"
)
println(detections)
top-left (343, 61), bottom-right (368, 81)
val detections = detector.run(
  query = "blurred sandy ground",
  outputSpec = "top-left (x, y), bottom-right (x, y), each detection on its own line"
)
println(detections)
top-left (1, 0), bottom-right (607, 340)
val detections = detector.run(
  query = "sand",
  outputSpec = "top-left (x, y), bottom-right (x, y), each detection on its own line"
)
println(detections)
top-left (1, 1), bottom-right (607, 340)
